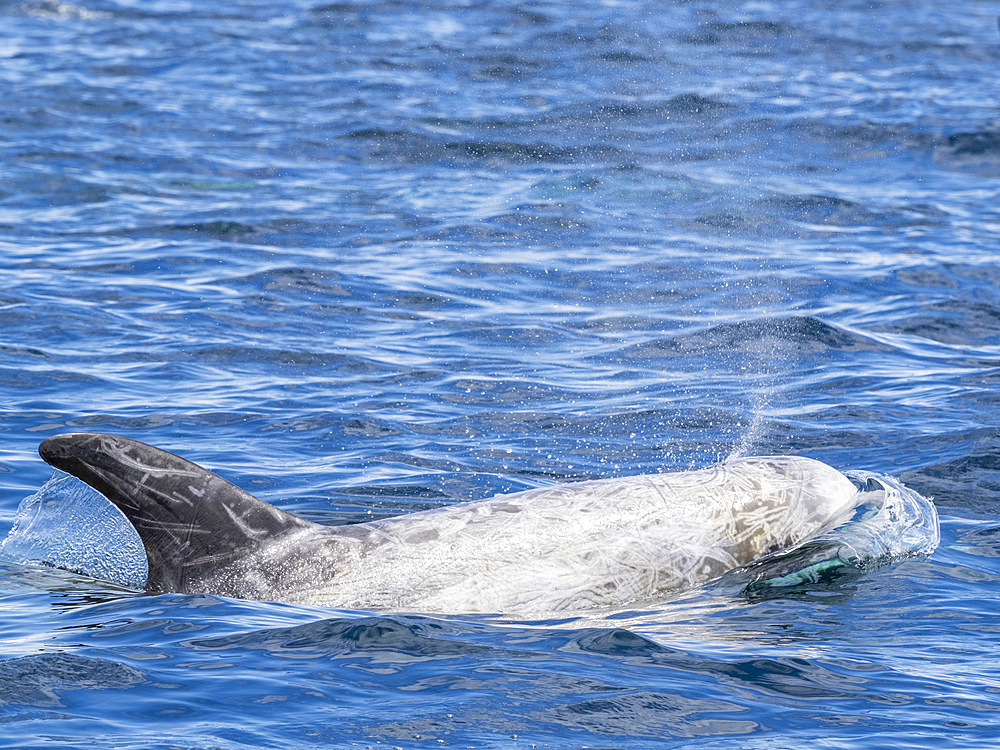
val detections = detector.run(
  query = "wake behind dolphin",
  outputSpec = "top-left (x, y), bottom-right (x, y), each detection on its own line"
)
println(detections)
top-left (29, 433), bottom-right (937, 615)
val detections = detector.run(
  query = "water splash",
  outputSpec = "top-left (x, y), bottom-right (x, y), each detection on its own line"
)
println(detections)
top-left (734, 471), bottom-right (939, 597)
top-left (0, 471), bottom-right (148, 590)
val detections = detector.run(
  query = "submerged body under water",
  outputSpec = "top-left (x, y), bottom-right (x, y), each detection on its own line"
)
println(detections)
top-left (2, 0), bottom-right (1000, 747)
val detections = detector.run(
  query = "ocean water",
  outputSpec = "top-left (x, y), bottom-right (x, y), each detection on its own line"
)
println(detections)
top-left (2, 0), bottom-right (1000, 747)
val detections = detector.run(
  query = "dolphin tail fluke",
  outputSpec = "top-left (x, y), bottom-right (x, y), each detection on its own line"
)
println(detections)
top-left (38, 432), bottom-right (317, 596)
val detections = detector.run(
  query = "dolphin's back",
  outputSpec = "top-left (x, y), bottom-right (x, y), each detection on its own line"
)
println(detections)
top-left (318, 456), bottom-right (859, 612)
top-left (39, 433), bottom-right (859, 614)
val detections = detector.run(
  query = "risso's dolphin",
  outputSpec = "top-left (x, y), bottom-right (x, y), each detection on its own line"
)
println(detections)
top-left (39, 432), bottom-right (862, 615)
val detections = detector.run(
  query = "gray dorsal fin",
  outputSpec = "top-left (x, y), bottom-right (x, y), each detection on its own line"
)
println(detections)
top-left (38, 432), bottom-right (317, 595)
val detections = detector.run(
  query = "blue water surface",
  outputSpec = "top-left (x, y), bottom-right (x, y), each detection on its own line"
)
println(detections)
top-left (2, 0), bottom-right (1000, 747)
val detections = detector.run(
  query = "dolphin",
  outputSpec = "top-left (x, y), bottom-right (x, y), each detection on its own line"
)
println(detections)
top-left (38, 432), bottom-right (861, 615)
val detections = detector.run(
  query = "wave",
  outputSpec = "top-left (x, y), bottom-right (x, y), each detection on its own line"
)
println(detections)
top-left (619, 316), bottom-right (894, 361)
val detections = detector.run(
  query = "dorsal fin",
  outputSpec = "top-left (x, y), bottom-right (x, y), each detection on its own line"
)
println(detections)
top-left (38, 432), bottom-right (317, 594)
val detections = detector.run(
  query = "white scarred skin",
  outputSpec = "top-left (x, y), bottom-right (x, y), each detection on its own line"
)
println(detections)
top-left (233, 456), bottom-right (860, 615)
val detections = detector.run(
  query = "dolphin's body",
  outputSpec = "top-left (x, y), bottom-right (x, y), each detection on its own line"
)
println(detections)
top-left (39, 433), bottom-right (861, 615)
